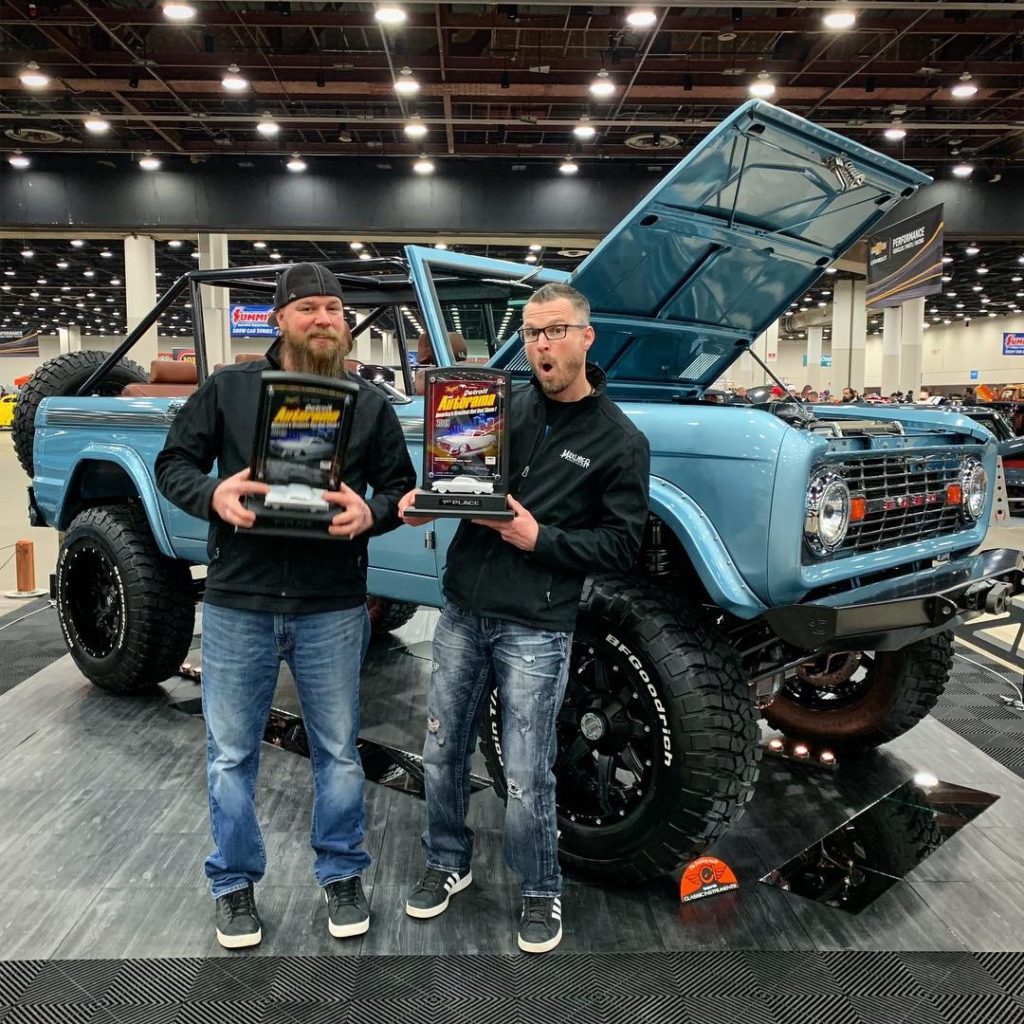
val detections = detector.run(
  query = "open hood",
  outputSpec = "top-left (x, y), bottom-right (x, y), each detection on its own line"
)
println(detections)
top-left (563, 100), bottom-right (931, 389)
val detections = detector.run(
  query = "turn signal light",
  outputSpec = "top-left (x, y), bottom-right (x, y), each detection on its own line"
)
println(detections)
top-left (849, 496), bottom-right (867, 523)
top-left (946, 483), bottom-right (962, 505)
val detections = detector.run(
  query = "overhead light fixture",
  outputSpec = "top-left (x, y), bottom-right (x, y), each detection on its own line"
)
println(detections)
top-left (349, 241), bottom-right (364, 250)
top-left (529, 244), bottom-right (543, 252)
top-left (525, 254), bottom-right (538, 264)
top-left (20, 248), bottom-right (34, 258)
top-left (222, 64), bottom-right (249, 92)
top-left (573, 116), bottom-right (596, 140)
top-left (883, 120), bottom-right (907, 142)
top-left (951, 72), bottom-right (978, 99)
top-left (269, 251), bottom-right (283, 260)
top-left (403, 116), bottom-right (428, 139)
top-left (976, 266), bottom-right (989, 274)
top-left (559, 156), bottom-right (579, 175)
top-left (626, 8), bottom-right (658, 28)
top-left (139, 151), bottom-right (161, 170)
top-left (822, 8), bottom-right (857, 29)
top-left (100, 249), bottom-right (113, 258)
top-left (84, 113), bottom-right (111, 134)
top-left (56, 260), bottom-right (69, 269)
top-left (374, 4), bottom-right (407, 25)
top-left (71, 239), bottom-right (85, 248)
top-left (19, 61), bottom-right (49, 88)
top-left (413, 154), bottom-right (435, 174)
top-left (8, 151), bottom-right (30, 169)
top-left (942, 254), bottom-right (954, 263)
top-left (168, 239), bottom-right (182, 247)
top-left (286, 152), bottom-right (307, 172)
top-left (253, 241), bottom-right (267, 249)
top-left (748, 71), bottom-right (776, 98)
top-left (952, 162), bottom-right (974, 177)
top-left (256, 114), bottom-right (279, 137)
top-left (589, 69), bottom-right (615, 98)
top-left (395, 67), bottom-right (420, 95)
top-left (162, 2), bottom-right (196, 19)
top-left (358, 251), bottom-right (372, 261)
top-left (433, 242), bottom-right (449, 250)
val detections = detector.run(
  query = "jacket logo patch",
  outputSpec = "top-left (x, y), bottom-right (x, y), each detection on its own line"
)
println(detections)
top-left (560, 448), bottom-right (591, 469)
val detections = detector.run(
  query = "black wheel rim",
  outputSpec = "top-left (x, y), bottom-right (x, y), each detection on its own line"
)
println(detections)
top-left (63, 543), bottom-right (124, 658)
top-left (781, 651), bottom-right (876, 711)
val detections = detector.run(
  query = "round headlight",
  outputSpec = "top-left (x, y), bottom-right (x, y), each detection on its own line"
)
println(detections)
top-left (805, 472), bottom-right (851, 555)
top-left (960, 459), bottom-right (988, 521)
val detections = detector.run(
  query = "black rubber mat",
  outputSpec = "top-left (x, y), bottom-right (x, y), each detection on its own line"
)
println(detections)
top-left (0, 951), bottom-right (1019, 1023)
top-left (0, 597), bottom-right (65, 698)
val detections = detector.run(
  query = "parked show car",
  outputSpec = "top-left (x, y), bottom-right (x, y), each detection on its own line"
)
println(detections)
top-left (0, 393), bottom-right (16, 429)
top-left (14, 101), bottom-right (1022, 883)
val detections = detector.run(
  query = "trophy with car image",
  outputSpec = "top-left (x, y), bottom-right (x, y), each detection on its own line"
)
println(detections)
top-left (407, 366), bottom-right (513, 520)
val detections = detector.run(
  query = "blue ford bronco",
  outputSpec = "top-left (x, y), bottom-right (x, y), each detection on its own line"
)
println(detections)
top-left (15, 101), bottom-right (1022, 881)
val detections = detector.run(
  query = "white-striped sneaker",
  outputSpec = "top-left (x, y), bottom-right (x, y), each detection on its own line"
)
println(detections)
top-left (405, 867), bottom-right (473, 919)
top-left (517, 895), bottom-right (562, 953)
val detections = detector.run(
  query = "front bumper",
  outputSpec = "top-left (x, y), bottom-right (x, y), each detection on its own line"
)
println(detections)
top-left (765, 547), bottom-right (1023, 652)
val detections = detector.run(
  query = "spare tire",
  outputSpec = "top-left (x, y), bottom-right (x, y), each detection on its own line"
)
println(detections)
top-left (13, 350), bottom-right (148, 476)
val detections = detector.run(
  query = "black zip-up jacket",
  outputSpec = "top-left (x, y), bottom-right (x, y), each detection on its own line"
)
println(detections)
top-left (442, 364), bottom-right (650, 632)
top-left (155, 340), bottom-right (415, 613)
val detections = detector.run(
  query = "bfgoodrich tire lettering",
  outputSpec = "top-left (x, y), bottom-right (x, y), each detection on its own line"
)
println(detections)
top-left (57, 504), bottom-right (195, 693)
top-left (480, 576), bottom-right (761, 883)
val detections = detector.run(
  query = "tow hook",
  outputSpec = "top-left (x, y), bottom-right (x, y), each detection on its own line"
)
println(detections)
top-left (984, 581), bottom-right (1013, 615)
top-left (962, 580), bottom-right (1013, 614)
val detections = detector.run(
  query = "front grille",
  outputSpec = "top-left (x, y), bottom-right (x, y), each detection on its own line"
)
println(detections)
top-left (828, 451), bottom-right (971, 555)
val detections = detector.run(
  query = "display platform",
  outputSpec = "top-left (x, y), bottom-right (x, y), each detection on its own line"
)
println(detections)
top-left (0, 606), bottom-right (1023, 1022)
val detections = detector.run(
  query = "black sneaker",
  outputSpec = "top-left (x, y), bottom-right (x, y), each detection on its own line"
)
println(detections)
top-left (215, 884), bottom-right (262, 949)
top-left (324, 876), bottom-right (370, 938)
top-left (405, 867), bottom-right (473, 919)
top-left (517, 895), bottom-right (562, 954)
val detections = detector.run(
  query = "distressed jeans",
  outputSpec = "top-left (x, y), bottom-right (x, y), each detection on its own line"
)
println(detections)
top-left (422, 601), bottom-right (571, 897)
top-left (201, 603), bottom-right (371, 899)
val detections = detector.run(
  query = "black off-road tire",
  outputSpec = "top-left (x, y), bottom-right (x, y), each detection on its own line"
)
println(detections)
top-left (366, 596), bottom-right (419, 639)
top-left (763, 630), bottom-right (953, 752)
top-left (480, 576), bottom-right (761, 883)
top-left (13, 351), bottom-right (148, 476)
top-left (56, 503), bottom-right (195, 693)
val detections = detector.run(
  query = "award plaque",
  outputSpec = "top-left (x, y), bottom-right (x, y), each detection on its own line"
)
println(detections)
top-left (409, 366), bottom-right (513, 519)
top-left (245, 371), bottom-right (360, 538)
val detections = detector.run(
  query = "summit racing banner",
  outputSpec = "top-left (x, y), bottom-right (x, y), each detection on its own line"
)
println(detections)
top-left (866, 204), bottom-right (944, 310)
top-left (230, 304), bottom-right (276, 338)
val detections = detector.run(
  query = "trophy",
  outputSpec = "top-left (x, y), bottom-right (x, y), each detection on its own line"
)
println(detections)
top-left (246, 371), bottom-right (359, 538)
top-left (408, 367), bottom-right (513, 519)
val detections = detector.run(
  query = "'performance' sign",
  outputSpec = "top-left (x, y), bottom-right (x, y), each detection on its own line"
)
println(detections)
top-left (866, 204), bottom-right (944, 310)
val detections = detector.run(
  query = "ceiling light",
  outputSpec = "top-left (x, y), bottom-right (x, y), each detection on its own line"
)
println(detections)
top-left (823, 8), bottom-right (857, 29)
top-left (413, 154), bottom-right (435, 174)
top-left (56, 260), bottom-right (69, 269)
top-left (256, 115), bottom-right (279, 137)
top-left (825, 267), bottom-right (837, 274)
top-left (20, 62), bottom-right (49, 88)
top-left (559, 157), bottom-right (579, 175)
top-left (433, 242), bottom-right (448, 250)
top-left (84, 113), bottom-right (111, 134)
top-left (964, 244), bottom-right (979, 256)
top-left (403, 116), bottom-right (428, 140)
top-left (626, 8), bottom-right (658, 28)
top-left (525, 254), bottom-right (538, 264)
top-left (573, 116), bottom-right (596, 140)
top-left (83, 270), bottom-right (95, 278)
top-left (8, 151), bottom-right (30, 169)
top-left (71, 239), bottom-right (85, 248)
top-left (883, 120), bottom-right (906, 142)
top-left (748, 71), bottom-right (776, 99)
top-left (529, 244), bottom-right (543, 252)
top-left (977, 266), bottom-right (989, 274)
top-left (952, 162), bottom-right (974, 177)
top-left (286, 153), bottom-right (307, 172)
top-left (589, 69), bottom-right (616, 98)
top-left (222, 64), bottom-right (249, 92)
top-left (375, 5), bottom-right (407, 24)
top-left (189, 253), bottom-right (200, 259)
top-left (162, 2), bottom-right (196, 20)
top-left (100, 250), bottom-right (113, 258)
top-left (269, 251), bottom-right (282, 260)
top-left (139, 151), bottom-right (161, 170)
top-left (395, 67), bottom-right (420, 95)
top-left (253, 241), bottom-right (267, 249)
top-left (168, 239), bottom-right (182, 248)
top-left (972, 284), bottom-right (983, 292)
top-left (20, 249), bottom-right (34, 258)
top-left (951, 72), bottom-right (978, 99)
top-left (359, 251), bottom-right (372, 261)
top-left (350, 241), bottom-right (364, 250)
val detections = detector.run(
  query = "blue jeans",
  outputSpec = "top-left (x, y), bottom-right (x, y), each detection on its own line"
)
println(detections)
top-left (201, 603), bottom-right (371, 899)
top-left (422, 602), bottom-right (571, 897)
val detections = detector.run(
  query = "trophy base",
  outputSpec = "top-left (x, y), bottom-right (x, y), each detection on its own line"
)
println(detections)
top-left (244, 495), bottom-right (344, 540)
top-left (410, 489), bottom-right (514, 520)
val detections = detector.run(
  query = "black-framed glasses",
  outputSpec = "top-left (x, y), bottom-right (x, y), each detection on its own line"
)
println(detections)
top-left (521, 323), bottom-right (589, 344)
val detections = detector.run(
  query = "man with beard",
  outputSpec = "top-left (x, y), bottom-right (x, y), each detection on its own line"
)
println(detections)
top-left (399, 282), bottom-right (650, 953)
top-left (156, 263), bottom-right (415, 949)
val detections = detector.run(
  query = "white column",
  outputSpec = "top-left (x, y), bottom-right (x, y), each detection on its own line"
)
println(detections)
top-left (806, 326), bottom-right (823, 391)
top-left (830, 278), bottom-right (867, 392)
top-left (123, 234), bottom-right (158, 370)
top-left (58, 324), bottom-right (82, 354)
top-left (198, 233), bottom-right (231, 368)
top-left (899, 296), bottom-right (925, 396)
top-left (880, 305), bottom-right (902, 396)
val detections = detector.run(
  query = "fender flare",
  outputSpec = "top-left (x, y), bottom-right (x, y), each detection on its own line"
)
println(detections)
top-left (55, 445), bottom-right (175, 557)
top-left (648, 476), bottom-right (765, 619)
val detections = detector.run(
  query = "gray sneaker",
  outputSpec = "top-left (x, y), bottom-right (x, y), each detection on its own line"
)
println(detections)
top-left (324, 876), bottom-right (370, 938)
top-left (517, 895), bottom-right (562, 953)
top-left (405, 867), bottom-right (473, 919)
top-left (215, 884), bottom-right (262, 950)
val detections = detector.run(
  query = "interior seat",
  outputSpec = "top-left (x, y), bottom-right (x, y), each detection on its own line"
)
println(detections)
top-left (121, 359), bottom-right (198, 397)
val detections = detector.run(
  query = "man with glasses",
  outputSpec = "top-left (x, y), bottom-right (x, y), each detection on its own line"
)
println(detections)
top-left (399, 282), bottom-right (650, 953)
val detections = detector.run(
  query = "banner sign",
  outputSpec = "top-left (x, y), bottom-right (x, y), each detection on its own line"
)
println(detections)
top-left (1003, 333), bottom-right (1024, 356)
top-left (0, 331), bottom-right (40, 356)
top-left (230, 304), bottom-right (276, 338)
top-left (866, 204), bottom-right (944, 310)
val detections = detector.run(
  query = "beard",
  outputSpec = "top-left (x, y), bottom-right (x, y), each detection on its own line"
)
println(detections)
top-left (532, 349), bottom-right (585, 396)
top-left (281, 324), bottom-right (353, 378)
